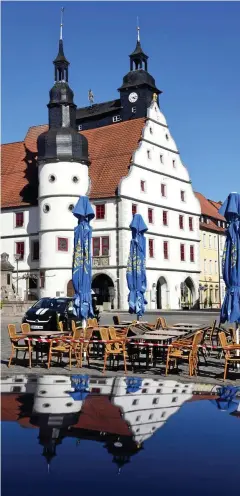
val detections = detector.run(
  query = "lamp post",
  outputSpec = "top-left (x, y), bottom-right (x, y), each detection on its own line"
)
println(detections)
top-left (14, 253), bottom-right (21, 296)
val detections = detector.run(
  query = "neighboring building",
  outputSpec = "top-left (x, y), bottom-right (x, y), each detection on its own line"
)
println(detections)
top-left (1, 26), bottom-right (201, 309)
top-left (195, 192), bottom-right (226, 308)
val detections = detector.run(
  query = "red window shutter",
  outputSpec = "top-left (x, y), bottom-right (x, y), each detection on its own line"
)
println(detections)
top-left (163, 211), bottom-right (168, 226)
top-left (190, 245), bottom-right (195, 262)
top-left (163, 241), bottom-right (168, 259)
top-left (102, 236), bottom-right (109, 256)
top-left (132, 204), bottom-right (137, 215)
top-left (179, 215), bottom-right (183, 229)
top-left (149, 239), bottom-right (154, 258)
top-left (93, 237), bottom-right (100, 256)
top-left (180, 244), bottom-right (185, 261)
top-left (16, 242), bottom-right (24, 260)
top-left (148, 209), bottom-right (153, 223)
top-left (96, 204), bottom-right (105, 219)
top-left (189, 217), bottom-right (193, 231)
top-left (15, 212), bottom-right (24, 227)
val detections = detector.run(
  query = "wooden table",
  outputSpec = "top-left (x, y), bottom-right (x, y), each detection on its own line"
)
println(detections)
top-left (145, 329), bottom-right (186, 337)
top-left (129, 333), bottom-right (174, 368)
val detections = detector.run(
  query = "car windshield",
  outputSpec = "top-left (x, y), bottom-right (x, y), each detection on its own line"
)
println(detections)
top-left (32, 298), bottom-right (70, 312)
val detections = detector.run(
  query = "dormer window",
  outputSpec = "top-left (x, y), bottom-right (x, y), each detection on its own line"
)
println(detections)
top-left (78, 125), bottom-right (82, 131)
top-left (206, 218), bottom-right (210, 225)
top-left (113, 115), bottom-right (121, 123)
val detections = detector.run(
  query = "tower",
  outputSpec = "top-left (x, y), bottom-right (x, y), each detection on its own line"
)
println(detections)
top-left (37, 12), bottom-right (90, 297)
top-left (118, 23), bottom-right (162, 120)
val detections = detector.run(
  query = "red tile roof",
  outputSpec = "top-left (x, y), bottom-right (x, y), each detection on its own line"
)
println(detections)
top-left (1, 119), bottom-right (145, 208)
top-left (195, 191), bottom-right (226, 233)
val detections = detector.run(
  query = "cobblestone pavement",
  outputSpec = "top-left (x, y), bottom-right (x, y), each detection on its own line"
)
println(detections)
top-left (1, 312), bottom-right (239, 386)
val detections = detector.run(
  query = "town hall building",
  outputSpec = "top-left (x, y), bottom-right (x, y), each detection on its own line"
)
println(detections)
top-left (1, 25), bottom-right (202, 310)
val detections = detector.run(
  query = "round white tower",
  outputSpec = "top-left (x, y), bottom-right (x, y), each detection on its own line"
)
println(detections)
top-left (37, 25), bottom-right (89, 297)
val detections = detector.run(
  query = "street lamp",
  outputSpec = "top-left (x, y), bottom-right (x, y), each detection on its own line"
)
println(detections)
top-left (14, 253), bottom-right (21, 296)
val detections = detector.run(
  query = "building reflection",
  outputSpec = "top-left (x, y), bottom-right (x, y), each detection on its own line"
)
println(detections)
top-left (1, 374), bottom-right (238, 472)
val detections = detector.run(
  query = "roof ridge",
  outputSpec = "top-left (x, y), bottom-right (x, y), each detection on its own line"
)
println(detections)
top-left (1, 140), bottom-right (24, 146)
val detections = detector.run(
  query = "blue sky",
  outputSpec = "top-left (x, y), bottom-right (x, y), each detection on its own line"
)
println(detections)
top-left (2, 1), bottom-right (240, 200)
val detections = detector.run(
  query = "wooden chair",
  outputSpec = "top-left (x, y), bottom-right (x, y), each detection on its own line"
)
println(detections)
top-left (99, 327), bottom-right (128, 374)
top-left (20, 323), bottom-right (30, 335)
top-left (8, 324), bottom-right (32, 368)
top-left (75, 327), bottom-right (93, 368)
top-left (47, 338), bottom-right (72, 370)
top-left (219, 331), bottom-right (240, 380)
top-left (58, 321), bottom-right (64, 333)
top-left (165, 330), bottom-right (204, 377)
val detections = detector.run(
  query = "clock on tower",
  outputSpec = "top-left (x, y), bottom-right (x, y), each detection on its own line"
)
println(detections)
top-left (118, 28), bottom-right (161, 121)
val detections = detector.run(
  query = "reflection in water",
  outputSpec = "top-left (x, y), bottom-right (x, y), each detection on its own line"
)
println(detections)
top-left (1, 375), bottom-right (240, 475)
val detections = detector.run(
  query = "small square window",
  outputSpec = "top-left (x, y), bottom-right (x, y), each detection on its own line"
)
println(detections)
top-left (161, 411), bottom-right (166, 418)
top-left (172, 397), bottom-right (178, 403)
top-left (156, 388), bottom-right (162, 393)
top-left (153, 398), bottom-right (159, 405)
top-left (140, 180), bottom-right (146, 192)
top-left (149, 413), bottom-right (153, 420)
top-left (160, 155), bottom-right (164, 164)
top-left (15, 212), bottom-right (24, 227)
top-left (161, 184), bottom-right (166, 197)
top-left (132, 399), bottom-right (139, 406)
top-left (142, 388), bottom-right (148, 394)
top-left (180, 190), bottom-right (185, 202)
top-left (148, 208), bottom-right (153, 224)
top-left (113, 115), bottom-right (121, 123)
top-left (78, 124), bottom-right (82, 131)
top-left (132, 107), bottom-right (136, 114)
top-left (173, 159), bottom-right (176, 168)
top-left (132, 204), bottom-right (137, 216)
top-left (147, 150), bottom-right (151, 159)
top-left (150, 127), bottom-right (153, 134)
top-left (163, 210), bottom-right (168, 226)
top-left (58, 238), bottom-right (68, 252)
top-left (136, 415), bottom-right (141, 421)
top-left (96, 204), bottom-right (105, 220)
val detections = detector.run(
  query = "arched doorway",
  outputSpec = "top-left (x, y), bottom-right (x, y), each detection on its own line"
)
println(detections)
top-left (180, 277), bottom-right (195, 309)
top-left (156, 277), bottom-right (168, 309)
top-left (92, 274), bottom-right (115, 310)
top-left (67, 279), bottom-right (74, 297)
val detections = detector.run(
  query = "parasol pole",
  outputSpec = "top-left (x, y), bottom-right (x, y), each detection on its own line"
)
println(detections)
top-left (236, 323), bottom-right (240, 369)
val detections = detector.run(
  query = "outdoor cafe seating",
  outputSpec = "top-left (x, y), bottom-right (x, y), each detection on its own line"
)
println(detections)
top-left (5, 317), bottom-right (240, 381)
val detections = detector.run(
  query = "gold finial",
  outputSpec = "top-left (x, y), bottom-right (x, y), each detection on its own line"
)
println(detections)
top-left (153, 93), bottom-right (157, 102)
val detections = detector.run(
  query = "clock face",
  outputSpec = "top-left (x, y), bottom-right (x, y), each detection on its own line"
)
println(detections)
top-left (128, 92), bottom-right (138, 103)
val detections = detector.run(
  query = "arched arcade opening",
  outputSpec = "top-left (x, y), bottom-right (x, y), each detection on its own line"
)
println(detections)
top-left (156, 277), bottom-right (168, 310)
top-left (92, 273), bottom-right (115, 310)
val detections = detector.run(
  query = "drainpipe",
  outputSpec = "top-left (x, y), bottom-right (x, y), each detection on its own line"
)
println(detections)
top-left (116, 196), bottom-right (121, 309)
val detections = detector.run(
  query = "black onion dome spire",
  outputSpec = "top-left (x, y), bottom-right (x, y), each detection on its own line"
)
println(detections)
top-left (37, 9), bottom-right (89, 165)
top-left (119, 24), bottom-right (161, 95)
